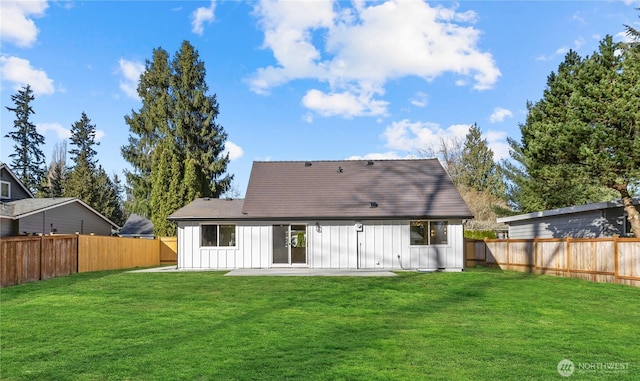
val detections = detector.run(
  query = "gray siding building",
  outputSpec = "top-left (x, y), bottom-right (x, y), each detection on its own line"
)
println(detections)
top-left (0, 162), bottom-right (118, 237)
top-left (497, 200), bottom-right (637, 239)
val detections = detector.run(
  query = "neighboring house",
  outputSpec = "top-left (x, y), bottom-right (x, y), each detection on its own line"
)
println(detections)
top-left (1, 162), bottom-right (34, 202)
top-left (169, 159), bottom-right (474, 271)
top-left (496, 200), bottom-right (639, 239)
top-left (0, 162), bottom-right (119, 237)
top-left (119, 213), bottom-right (155, 239)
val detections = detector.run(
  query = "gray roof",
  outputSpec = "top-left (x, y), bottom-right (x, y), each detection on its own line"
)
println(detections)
top-left (0, 197), bottom-right (119, 227)
top-left (119, 213), bottom-right (155, 237)
top-left (497, 198), bottom-right (640, 224)
top-left (170, 159), bottom-right (473, 220)
top-left (169, 198), bottom-right (245, 220)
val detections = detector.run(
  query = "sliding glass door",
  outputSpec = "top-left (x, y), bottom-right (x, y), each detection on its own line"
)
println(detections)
top-left (272, 224), bottom-right (307, 265)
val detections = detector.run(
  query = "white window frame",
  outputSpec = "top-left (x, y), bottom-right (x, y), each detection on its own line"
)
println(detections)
top-left (0, 180), bottom-right (10, 199)
top-left (200, 223), bottom-right (237, 248)
top-left (410, 220), bottom-right (449, 246)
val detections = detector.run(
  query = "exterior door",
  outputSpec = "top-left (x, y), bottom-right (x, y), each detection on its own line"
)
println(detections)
top-left (272, 224), bottom-right (307, 265)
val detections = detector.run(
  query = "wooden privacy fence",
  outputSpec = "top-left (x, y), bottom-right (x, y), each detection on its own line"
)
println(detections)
top-left (466, 237), bottom-right (640, 287)
top-left (1, 235), bottom-right (177, 287)
top-left (0, 235), bottom-right (78, 287)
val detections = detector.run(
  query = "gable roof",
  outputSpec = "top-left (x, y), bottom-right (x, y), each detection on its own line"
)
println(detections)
top-left (242, 159), bottom-right (472, 219)
top-left (0, 197), bottom-right (119, 228)
top-left (119, 213), bottom-right (155, 237)
top-left (0, 162), bottom-right (35, 199)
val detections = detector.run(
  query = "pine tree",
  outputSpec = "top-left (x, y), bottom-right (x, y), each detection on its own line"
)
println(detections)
top-left (458, 123), bottom-right (503, 195)
top-left (122, 47), bottom-right (172, 218)
top-left (64, 112), bottom-right (100, 205)
top-left (93, 166), bottom-right (126, 227)
top-left (506, 50), bottom-right (619, 213)
top-left (4, 85), bottom-right (46, 194)
top-left (123, 40), bottom-right (233, 236)
top-left (513, 36), bottom-right (640, 236)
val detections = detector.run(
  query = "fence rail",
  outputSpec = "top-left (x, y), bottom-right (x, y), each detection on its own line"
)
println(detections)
top-left (466, 237), bottom-right (640, 287)
top-left (1, 235), bottom-right (177, 287)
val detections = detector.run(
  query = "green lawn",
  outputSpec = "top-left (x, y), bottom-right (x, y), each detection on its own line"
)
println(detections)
top-left (1, 267), bottom-right (639, 380)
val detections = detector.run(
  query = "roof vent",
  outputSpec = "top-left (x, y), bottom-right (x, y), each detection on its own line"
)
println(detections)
top-left (367, 160), bottom-right (374, 166)
top-left (370, 202), bottom-right (378, 208)
top-left (204, 197), bottom-right (210, 201)
top-left (305, 161), bottom-right (312, 167)
top-left (337, 166), bottom-right (343, 173)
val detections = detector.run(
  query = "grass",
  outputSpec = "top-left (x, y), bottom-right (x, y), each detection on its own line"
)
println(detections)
top-left (1, 267), bottom-right (639, 380)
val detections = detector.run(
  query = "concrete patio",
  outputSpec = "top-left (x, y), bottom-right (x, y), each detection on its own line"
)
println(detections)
top-left (130, 266), bottom-right (397, 276)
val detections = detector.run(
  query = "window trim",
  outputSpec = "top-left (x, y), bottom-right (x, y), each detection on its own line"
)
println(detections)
top-left (409, 220), bottom-right (449, 246)
top-left (0, 180), bottom-right (10, 199)
top-left (200, 223), bottom-right (237, 248)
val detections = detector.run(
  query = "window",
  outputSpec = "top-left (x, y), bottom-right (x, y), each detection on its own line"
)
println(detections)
top-left (410, 221), bottom-right (448, 245)
top-left (0, 181), bottom-right (10, 199)
top-left (201, 224), bottom-right (236, 247)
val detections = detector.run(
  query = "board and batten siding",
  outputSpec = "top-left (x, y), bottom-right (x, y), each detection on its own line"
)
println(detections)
top-left (176, 219), bottom-right (465, 270)
top-left (18, 202), bottom-right (112, 236)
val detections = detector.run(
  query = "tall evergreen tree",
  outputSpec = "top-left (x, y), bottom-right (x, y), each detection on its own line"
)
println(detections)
top-left (505, 50), bottom-right (618, 213)
top-left (4, 85), bottom-right (46, 194)
top-left (122, 47), bottom-right (172, 218)
top-left (123, 40), bottom-right (233, 236)
top-left (513, 36), bottom-right (640, 236)
top-left (458, 123), bottom-right (503, 195)
top-left (64, 112), bottom-right (101, 205)
top-left (93, 166), bottom-right (126, 227)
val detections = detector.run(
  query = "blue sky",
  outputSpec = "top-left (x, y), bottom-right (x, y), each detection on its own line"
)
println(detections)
top-left (1, 0), bottom-right (638, 197)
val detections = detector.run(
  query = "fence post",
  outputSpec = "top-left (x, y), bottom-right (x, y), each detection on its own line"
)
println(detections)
top-left (506, 238), bottom-right (510, 270)
top-left (614, 235), bottom-right (619, 284)
top-left (566, 237), bottom-right (571, 278)
top-left (533, 237), bottom-right (539, 274)
top-left (39, 235), bottom-right (43, 281)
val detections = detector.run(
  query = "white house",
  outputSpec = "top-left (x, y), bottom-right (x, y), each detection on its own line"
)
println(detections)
top-left (168, 159), bottom-right (473, 271)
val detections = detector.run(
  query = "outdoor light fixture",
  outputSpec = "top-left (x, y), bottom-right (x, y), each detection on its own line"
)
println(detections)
top-left (315, 222), bottom-right (322, 233)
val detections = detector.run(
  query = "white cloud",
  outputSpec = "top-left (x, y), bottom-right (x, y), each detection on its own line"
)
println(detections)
top-left (382, 119), bottom-right (468, 152)
top-left (489, 107), bottom-right (513, 123)
top-left (224, 141), bottom-right (244, 161)
top-left (302, 88), bottom-right (389, 118)
top-left (347, 151), bottom-right (413, 160)
top-left (0, 55), bottom-right (54, 95)
top-left (0, 0), bottom-right (48, 48)
top-left (248, 0), bottom-right (500, 117)
top-left (37, 123), bottom-right (70, 140)
top-left (36, 122), bottom-right (105, 142)
top-left (191, 1), bottom-right (216, 36)
top-left (118, 58), bottom-right (144, 99)
top-left (410, 91), bottom-right (428, 108)
top-left (378, 119), bottom-right (511, 161)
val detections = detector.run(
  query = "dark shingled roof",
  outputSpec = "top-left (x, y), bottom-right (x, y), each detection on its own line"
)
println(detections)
top-left (170, 159), bottom-right (473, 221)
top-left (168, 198), bottom-right (246, 220)
top-left (119, 214), bottom-right (155, 237)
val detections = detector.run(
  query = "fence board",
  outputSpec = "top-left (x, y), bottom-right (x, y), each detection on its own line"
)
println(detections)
top-left (1, 237), bottom-right (41, 287)
top-left (78, 235), bottom-right (160, 272)
top-left (160, 237), bottom-right (177, 265)
top-left (466, 237), bottom-right (640, 287)
top-left (0, 235), bottom-right (78, 287)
